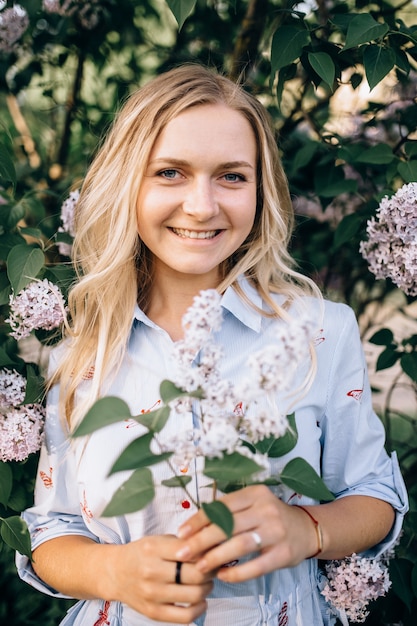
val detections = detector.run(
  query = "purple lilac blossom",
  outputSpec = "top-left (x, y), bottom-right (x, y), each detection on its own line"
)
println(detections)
top-left (0, 3), bottom-right (29, 53)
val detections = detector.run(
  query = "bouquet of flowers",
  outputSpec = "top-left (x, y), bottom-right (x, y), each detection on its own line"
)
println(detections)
top-left (73, 288), bottom-right (334, 535)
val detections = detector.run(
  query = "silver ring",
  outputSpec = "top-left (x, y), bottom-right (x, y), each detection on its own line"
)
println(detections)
top-left (251, 531), bottom-right (262, 550)
top-left (175, 561), bottom-right (183, 584)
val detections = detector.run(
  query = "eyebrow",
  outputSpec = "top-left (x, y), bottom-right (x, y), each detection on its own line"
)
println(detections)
top-left (149, 158), bottom-right (255, 170)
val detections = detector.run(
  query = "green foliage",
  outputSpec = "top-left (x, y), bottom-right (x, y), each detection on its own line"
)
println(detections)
top-left (0, 0), bottom-right (416, 622)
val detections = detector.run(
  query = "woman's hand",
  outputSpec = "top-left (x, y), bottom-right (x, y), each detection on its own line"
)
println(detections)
top-left (175, 485), bottom-right (319, 584)
top-left (104, 534), bottom-right (215, 623)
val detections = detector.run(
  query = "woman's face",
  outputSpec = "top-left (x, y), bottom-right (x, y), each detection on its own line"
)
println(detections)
top-left (136, 103), bottom-right (258, 289)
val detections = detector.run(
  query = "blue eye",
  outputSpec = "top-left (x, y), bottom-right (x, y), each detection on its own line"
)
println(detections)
top-left (159, 169), bottom-right (179, 179)
top-left (224, 173), bottom-right (245, 182)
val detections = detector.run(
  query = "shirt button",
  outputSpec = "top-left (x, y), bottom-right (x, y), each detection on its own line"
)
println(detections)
top-left (181, 499), bottom-right (191, 509)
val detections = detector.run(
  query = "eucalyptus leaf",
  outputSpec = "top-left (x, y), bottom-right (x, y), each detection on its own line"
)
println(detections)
top-left (7, 245), bottom-right (45, 294)
top-left (72, 396), bottom-right (132, 437)
top-left (0, 462), bottom-right (13, 506)
top-left (204, 451), bottom-right (262, 481)
top-left (135, 405), bottom-right (171, 433)
top-left (280, 457), bottom-right (334, 501)
top-left (202, 501), bottom-right (234, 539)
top-left (102, 467), bottom-right (155, 516)
top-left (109, 432), bottom-right (172, 474)
top-left (0, 515), bottom-right (32, 558)
top-left (162, 475), bottom-right (192, 488)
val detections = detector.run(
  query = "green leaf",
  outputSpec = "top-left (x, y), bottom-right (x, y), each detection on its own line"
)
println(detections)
top-left (202, 501), bottom-right (234, 539)
top-left (369, 328), bottom-right (394, 346)
top-left (204, 451), bottom-right (262, 482)
top-left (318, 179), bottom-right (357, 198)
top-left (276, 63), bottom-right (297, 109)
top-left (159, 379), bottom-right (203, 403)
top-left (6, 203), bottom-right (26, 229)
top-left (363, 45), bottom-right (395, 91)
top-left (165, 0), bottom-right (196, 30)
top-left (135, 405), bottom-right (171, 433)
top-left (376, 347), bottom-right (400, 371)
top-left (280, 457), bottom-right (335, 501)
top-left (0, 462), bottom-right (13, 506)
top-left (401, 353), bottom-right (417, 383)
top-left (0, 144), bottom-right (16, 188)
top-left (398, 160), bottom-right (417, 183)
top-left (24, 364), bottom-right (44, 404)
top-left (255, 413), bottom-right (298, 457)
top-left (390, 558), bottom-right (413, 611)
top-left (72, 397), bottom-right (132, 437)
top-left (102, 467), bottom-right (155, 516)
top-left (7, 245), bottom-right (45, 294)
top-left (308, 52), bottom-right (335, 89)
top-left (333, 213), bottom-right (361, 248)
top-left (404, 142), bottom-right (417, 158)
top-left (411, 562), bottom-right (417, 597)
top-left (0, 515), bottom-right (32, 558)
top-left (271, 26), bottom-right (311, 73)
top-left (342, 14), bottom-right (389, 51)
top-left (355, 143), bottom-right (395, 165)
top-left (162, 475), bottom-right (192, 488)
top-left (109, 432), bottom-right (172, 474)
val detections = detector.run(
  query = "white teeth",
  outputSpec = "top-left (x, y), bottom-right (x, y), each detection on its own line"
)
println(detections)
top-left (171, 228), bottom-right (218, 239)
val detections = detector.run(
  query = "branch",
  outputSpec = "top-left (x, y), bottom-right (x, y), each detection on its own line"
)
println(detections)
top-left (6, 94), bottom-right (41, 169)
top-left (228, 0), bottom-right (269, 82)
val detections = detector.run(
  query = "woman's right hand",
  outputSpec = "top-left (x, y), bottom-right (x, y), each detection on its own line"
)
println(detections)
top-left (103, 534), bottom-right (214, 623)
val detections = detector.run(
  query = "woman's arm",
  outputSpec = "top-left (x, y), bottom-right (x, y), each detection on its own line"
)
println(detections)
top-left (32, 533), bottom-right (214, 623)
top-left (174, 486), bottom-right (395, 584)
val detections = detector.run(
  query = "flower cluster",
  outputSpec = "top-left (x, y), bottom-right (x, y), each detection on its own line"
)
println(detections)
top-left (0, 368), bottom-right (45, 462)
top-left (57, 189), bottom-right (79, 256)
top-left (6, 279), bottom-right (67, 340)
top-left (160, 289), bottom-right (315, 470)
top-left (42, 0), bottom-right (105, 30)
top-left (0, 3), bottom-right (29, 54)
top-left (321, 553), bottom-right (391, 624)
top-left (360, 182), bottom-right (417, 296)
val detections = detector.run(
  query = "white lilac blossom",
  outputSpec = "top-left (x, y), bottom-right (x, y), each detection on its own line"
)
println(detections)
top-left (0, 404), bottom-right (45, 462)
top-left (6, 278), bottom-right (67, 340)
top-left (360, 182), bottom-right (417, 296)
top-left (161, 289), bottom-right (316, 464)
top-left (57, 189), bottom-right (79, 256)
top-left (321, 553), bottom-right (391, 624)
top-left (0, 4), bottom-right (29, 53)
top-left (42, 0), bottom-right (104, 30)
top-left (0, 368), bottom-right (26, 407)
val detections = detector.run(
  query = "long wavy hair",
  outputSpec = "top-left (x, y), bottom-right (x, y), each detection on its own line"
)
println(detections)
top-left (51, 64), bottom-right (322, 426)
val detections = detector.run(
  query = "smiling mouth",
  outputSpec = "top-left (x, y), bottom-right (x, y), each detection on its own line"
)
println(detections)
top-left (170, 227), bottom-right (220, 240)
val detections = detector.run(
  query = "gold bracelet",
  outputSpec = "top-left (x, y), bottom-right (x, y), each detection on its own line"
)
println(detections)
top-left (294, 505), bottom-right (323, 558)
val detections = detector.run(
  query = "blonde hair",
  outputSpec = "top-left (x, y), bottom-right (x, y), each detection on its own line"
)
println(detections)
top-left (51, 64), bottom-right (322, 426)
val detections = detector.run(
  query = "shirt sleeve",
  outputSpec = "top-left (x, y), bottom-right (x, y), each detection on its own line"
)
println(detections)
top-left (318, 303), bottom-right (408, 558)
top-left (16, 354), bottom-right (99, 597)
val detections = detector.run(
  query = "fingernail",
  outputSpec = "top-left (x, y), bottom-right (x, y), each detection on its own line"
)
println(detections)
top-left (175, 546), bottom-right (191, 560)
top-left (177, 525), bottom-right (191, 539)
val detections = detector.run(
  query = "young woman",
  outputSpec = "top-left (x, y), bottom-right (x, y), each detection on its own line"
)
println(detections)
top-left (17, 64), bottom-right (407, 625)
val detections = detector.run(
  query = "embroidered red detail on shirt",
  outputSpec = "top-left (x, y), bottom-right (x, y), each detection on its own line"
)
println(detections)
top-left (141, 399), bottom-right (161, 414)
top-left (181, 499), bottom-right (191, 509)
top-left (233, 402), bottom-right (244, 417)
top-left (93, 600), bottom-right (110, 626)
top-left (82, 366), bottom-right (95, 380)
top-left (278, 601), bottom-right (289, 625)
top-left (40, 466), bottom-right (53, 489)
top-left (81, 490), bottom-right (93, 522)
top-left (347, 389), bottom-right (363, 401)
top-left (314, 329), bottom-right (325, 346)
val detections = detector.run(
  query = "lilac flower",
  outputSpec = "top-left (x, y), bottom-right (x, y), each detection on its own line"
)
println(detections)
top-left (0, 3), bottom-right (29, 53)
top-left (0, 368), bottom-right (26, 407)
top-left (0, 404), bottom-right (45, 462)
top-left (6, 279), bottom-right (67, 340)
top-left (57, 189), bottom-right (79, 256)
top-left (42, 0), bottom-right (104, 30)
top-left (321, 553), bottom-right (391, 624)
top-left (360, 182), bottom-right (417, 296)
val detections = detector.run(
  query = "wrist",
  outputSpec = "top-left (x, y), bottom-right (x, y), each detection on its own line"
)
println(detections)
top-left (294, 505), bottom-right (323, 558)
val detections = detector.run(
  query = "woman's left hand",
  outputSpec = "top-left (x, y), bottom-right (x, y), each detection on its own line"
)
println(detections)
top-left (175, 485), bottom-right (319, 584)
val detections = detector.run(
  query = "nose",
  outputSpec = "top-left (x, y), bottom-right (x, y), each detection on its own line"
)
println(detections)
top-left (182, 177), bottom-right (219, 221)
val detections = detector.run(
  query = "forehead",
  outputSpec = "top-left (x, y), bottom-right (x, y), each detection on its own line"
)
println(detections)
top-left (149, 104), bottom-right (257, 162)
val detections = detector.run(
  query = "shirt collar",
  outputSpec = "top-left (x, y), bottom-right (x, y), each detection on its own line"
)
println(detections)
top-left (131, 276), bottom-right (264, 333)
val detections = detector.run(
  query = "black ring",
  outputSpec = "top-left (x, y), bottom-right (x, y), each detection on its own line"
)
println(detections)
top-left (175, 560), bottom-right (183, 585)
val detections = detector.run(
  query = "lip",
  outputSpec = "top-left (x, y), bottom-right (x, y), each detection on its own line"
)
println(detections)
top-left (169, 227), bottom-right (222, 240)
